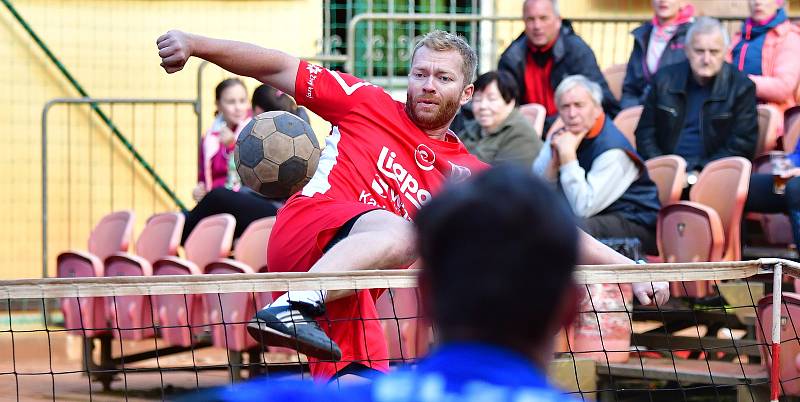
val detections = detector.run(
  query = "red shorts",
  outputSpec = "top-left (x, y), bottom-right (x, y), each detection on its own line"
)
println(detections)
top-left (266, 193), bottom-right (388, 380)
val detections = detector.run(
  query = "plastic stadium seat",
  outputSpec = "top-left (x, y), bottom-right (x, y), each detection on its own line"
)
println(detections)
top-left (756, 104), bottom-right (781, 156)
top-left (152, 213), bottom-right (235, 347)
top-left (756, 293), bottom-right (800, 396)
top-left (204, 217), bottom-right (275, 353)
top-left (104, 212), bottom-right (184, 340)
top-left (645, 155), bottom-right (687, 206)
top-left (784, 106), bottom-right (800, 154)
top-left (747, 155), bottom-right (794, 247)
top-left (658, 157), bottom-right (751, 297)
top-left (612, 106), bottom-right (643, 149)
top-left (375, 288), bottom-right (429, 362)
top-left (602, 63), bottom-right (626, 101)
top-left (518, 103), bottom-right (546, 138)
top-left (58, 211), bottom-right (135, 336)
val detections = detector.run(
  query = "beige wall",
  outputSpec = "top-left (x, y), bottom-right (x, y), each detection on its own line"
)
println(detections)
top-left (0, 0), bottom-right (322, 279)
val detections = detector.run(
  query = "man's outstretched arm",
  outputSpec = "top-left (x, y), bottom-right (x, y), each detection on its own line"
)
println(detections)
top-left (578, 230), bottom-right (669, 306)
top-left (156, 30), bottom-right (299, 97)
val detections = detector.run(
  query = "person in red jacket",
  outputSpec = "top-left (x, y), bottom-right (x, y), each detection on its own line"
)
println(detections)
top-left (729, 0), bottom-right (800, 113)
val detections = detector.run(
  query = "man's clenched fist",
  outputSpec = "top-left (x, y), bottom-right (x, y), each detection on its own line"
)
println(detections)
top-left (157, 30), bottom-right (192, 74)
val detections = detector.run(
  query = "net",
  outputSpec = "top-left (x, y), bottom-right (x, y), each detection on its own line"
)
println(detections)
top-left (0, 259), bottom-right (797, 401)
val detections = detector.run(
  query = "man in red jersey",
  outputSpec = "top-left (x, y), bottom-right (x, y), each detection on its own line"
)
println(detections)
top-left (157, 29), bottom-right (669, 381)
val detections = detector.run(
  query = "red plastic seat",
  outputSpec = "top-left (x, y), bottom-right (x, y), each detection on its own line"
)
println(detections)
top-left (783, 106), bottom-right (800, 153)
top-left (613, 106), bottom-right (643, 149)
top-left (756, 292), bottom-right (800, 396)
top-left (658, 157), bottom-right (751, 297)
top-left (204, 217), bottom-right (275, 353)
top-left (58, 210), bottom-right (135, 336)
top-left (646, 155), bottom-right (687, 206)
top-left (746, 155), bottom-right (795, 247)
top-left (375, 288), bottom-right (429, 362)
top-left (104, 212), bottom-right (184, 340)
top-left (518, 103), bottom-right (546, 138)
top-left (757, 107), bottom-right (800, 246)
top-left (152, 213), bottom-right (235, 346)
top-left (602, 63), bottom-right (626, 101)
top-left (756, 104), bottom-right (781, 157)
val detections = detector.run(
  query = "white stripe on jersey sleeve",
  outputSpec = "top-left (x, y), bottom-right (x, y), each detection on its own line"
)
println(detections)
top-left (301, 126), bottom-right (342, 197)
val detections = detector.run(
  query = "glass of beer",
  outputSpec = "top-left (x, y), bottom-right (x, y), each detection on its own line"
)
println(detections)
top-left (771, 151), bottom-right (792, 195)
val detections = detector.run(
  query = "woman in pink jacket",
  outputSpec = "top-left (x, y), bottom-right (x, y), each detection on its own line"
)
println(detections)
top-left (194, 78), bottom-right (251, 201)
top-left (730, 0), bottom-right (800, 113)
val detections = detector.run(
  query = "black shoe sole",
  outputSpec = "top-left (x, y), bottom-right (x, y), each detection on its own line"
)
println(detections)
top-left (246, 318), bottom-right (342, 361)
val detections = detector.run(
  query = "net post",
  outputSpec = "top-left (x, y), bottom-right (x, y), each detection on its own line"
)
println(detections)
top-left (771, 262), bottom-right (783, 402)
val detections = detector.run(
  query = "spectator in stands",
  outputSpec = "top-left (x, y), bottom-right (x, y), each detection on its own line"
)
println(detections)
top-left (636, 17), bottom-right (758, 177)
top-left (251, 83), bottom-right (311, 124)
top-left (533, 75), bottom-right (661, 255)
top-left (620, 0), bottom-right (695, 109)
top-left (745, 150), bottom-right (800, 253)
top-left (182, 83), bottom-right (294, 244)
top-left (458, 70), bottom-right (543, 166)
top-left (190, 165), bottom-right (589, 401)
top-left (181, 187), bottom-right (281, 244)
top-left (499, 0), bottom-right (620, 133)
top-left (194, 78), bottom-right (251, 202)
top-left (729, 0), bottom-right (800, 113)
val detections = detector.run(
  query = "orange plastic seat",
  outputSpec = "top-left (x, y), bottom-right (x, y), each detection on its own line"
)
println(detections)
top-left (602, 63), bottom-right (626, 101)
top-left (658, 157), bottom-right (751, 297)
top-left (58, 211), bottom-right (135, 337)
top-left (756, 292), bottom-right (800, 396)
top-left (645, 155), bottom-right (687, 206)
top-left (784, 106), bottom-right (800, 153)
top-left (204, 217), bottom-right (275, 353)
top-left (518, 103), bottom-right (546, 138)
top-left (375, 288), bottom-right (429, 363)
top-left (746, 155), bottom-right (794, 247)
top-left (152, 213), bottom-right (235, 346)
top-left (104, 212), bottom-right (184, 340)
top-left (612, 106), bottom-right (643, 149)
top-left (756, 104), bottom-right (781, 156)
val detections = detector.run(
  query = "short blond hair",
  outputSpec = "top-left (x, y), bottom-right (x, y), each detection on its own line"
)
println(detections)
top-left (411, 30), bottom-right (477, 86)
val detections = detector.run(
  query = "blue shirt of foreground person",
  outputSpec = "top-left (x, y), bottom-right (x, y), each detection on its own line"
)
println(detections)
top-left (194, 165), bottom-right (598, 401)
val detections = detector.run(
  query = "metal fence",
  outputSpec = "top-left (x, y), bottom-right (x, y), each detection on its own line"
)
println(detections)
top-left (25, 5), bottom-right (796, 281)
top-left (40, 99), bottom-right (199, 278)
top-left (340, 13), bottom-right (759, 91)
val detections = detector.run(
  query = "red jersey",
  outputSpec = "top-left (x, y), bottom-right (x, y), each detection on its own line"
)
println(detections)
top-left (296, 61), bottom-right (487, 218)
top-left (267, 61), bottom-right (486, 379)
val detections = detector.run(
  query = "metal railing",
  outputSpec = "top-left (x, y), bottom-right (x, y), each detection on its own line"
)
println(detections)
top-left (41, 98), bottom-right (198, 278)
top-left (344, 14), bottom-right (758, 82)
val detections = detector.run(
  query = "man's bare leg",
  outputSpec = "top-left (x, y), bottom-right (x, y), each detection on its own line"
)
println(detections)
top-left (271, 209), bottom-right (415, 306)
top-left (247, 209), bottom-right (416, 359)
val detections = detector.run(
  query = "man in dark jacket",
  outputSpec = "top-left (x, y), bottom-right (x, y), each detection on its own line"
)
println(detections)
top-left (620, 1), bottom-right (694, 109)
top-left (635, 17), bottom-right (758, 175)
top-left (498, 0), bottom-right (620, 133)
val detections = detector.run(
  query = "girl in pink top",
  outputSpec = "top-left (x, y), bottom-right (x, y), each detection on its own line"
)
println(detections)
top-left (194, 78), bottom-right (251, 201)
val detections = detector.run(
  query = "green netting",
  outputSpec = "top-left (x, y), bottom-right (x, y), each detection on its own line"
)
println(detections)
top-left (325, 0), bottom-right (478, 78)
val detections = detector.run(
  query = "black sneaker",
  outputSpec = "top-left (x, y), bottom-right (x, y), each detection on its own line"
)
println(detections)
top-left (247, 301), bottom-right (342, 361)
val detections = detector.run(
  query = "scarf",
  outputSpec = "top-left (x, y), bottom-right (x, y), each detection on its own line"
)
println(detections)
top-left (646, 4), bottom-right (695, 75)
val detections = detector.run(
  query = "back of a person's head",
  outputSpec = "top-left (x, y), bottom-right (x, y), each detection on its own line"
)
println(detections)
top-left (415, 165), bottom-right (578, 349)
top-left (251, 84), bottom-right (296, 114)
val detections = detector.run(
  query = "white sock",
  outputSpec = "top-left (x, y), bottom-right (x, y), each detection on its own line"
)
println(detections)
top-left (267, 290), bottom-right (326, 309)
